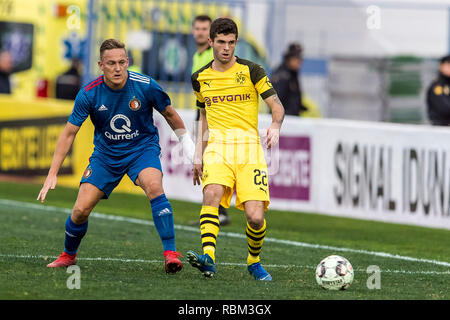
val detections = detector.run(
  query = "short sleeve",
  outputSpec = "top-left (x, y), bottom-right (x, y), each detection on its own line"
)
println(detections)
top-left (148, 78), bottom-right (171, 113)
top-left (249, 63), bottom-right (277, 99)
top-left (68, 89), bottom-right (91, 127)
top-left (191, 72), bottom-right (205, 108)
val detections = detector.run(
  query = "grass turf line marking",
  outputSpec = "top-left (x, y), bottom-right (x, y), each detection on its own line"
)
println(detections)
top-left (1, 198), bottom-right (450, 268)
top-left (1, 254), bottom-right (450, 275)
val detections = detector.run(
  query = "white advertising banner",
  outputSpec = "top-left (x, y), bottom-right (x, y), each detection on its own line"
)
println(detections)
top-left (315, 119), bottom-right (450, 230)
top-left (155, 110), bottom-right (450, 230)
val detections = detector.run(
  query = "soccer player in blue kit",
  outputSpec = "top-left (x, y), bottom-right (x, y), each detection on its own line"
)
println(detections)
top-left (37, 39), bottom-right (195, 274)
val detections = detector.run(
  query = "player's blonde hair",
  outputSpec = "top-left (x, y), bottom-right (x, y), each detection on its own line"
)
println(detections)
top-left (99, 39), bottom-right (126, 59)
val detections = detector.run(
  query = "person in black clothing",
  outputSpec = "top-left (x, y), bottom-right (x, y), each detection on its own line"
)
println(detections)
top-left (427, 55), bottom-right (450, 126)
top-left (271, 43), bottom-right (307, 116)
top-left (0, 50), bottom-right (13, 94)
top-left (55, 59), bottom-right (82, 100)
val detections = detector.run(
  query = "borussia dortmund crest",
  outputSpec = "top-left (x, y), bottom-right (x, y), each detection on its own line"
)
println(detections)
top-left (236, 72), bottom-right (246, 85)
top-left (202, 169), bottom-right (209, 181)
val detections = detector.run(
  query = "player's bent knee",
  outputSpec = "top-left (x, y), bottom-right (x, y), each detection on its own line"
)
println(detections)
top-left (203, 185), bottom-right (224, 206)
top-left (245, 207), bottom-right (265, 229)
top-left (143, 181), bottom-right (164, 199)
top-left (136, 174), bottom-right (164, 199)
top-left (71, 205), bottom-right (92, 224)
top-left (247, 216), bottom-right (265, 230)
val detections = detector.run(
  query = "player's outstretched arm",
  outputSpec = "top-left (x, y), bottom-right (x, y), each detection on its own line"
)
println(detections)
top-left (160, 105), bottom-right (195, 164)
top-left (263, 94), bottom-right (285, 149)
top-left (37, 122), bottom-right (80, 203)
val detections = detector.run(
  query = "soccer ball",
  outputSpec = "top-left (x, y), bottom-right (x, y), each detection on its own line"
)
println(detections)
top-left (315, 255), bottom-right (354, 290)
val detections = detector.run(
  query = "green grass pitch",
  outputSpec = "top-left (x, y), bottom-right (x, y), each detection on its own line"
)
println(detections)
top-left (0, 181), bottom-right (449, 300)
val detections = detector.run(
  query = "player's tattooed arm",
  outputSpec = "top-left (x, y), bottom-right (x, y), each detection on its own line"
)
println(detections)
top-left (268, 94), bottom-right (285, 126)
top-left (263, 94), bottom-right (285, 149)
top-left (272, 94), bottom-right (282, 105)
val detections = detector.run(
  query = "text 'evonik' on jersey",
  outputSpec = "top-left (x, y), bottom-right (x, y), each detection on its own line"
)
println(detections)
top-left (68, 71), bottom-right (171, 157)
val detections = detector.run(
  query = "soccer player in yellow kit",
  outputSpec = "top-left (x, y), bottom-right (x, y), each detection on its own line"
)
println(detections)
top-left (191, 14), bottom-right (231, 226)
top-left (186, 18), bottom-right (285, 280)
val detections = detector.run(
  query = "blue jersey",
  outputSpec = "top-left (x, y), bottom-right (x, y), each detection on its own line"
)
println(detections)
top-left (68, 71), bottom-right (170, 157)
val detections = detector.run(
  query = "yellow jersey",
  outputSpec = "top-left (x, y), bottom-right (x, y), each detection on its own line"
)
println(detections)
top-left (191, 57), bottom-right (276, 144)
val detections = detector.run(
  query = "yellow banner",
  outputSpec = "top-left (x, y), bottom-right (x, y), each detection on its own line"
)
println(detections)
top-left (0, 117), bottom-right (72, 174)
top-left (0, 96), bottom-right (143, 196)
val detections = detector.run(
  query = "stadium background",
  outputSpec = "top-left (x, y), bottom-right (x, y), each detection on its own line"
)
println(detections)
top-left (1, 0), bottom-right (450, 230)
top-left (1, 0), bottom-right (450, 301)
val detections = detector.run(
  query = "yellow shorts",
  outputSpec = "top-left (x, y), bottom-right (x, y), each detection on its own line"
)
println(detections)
top-left (202, 142), bottom-right (270, 211)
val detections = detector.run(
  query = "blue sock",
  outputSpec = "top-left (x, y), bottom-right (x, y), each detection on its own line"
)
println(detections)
top-left (150, 194), bottom-right (176, 252)
top-left (64, 216), bottom-right (88, 255)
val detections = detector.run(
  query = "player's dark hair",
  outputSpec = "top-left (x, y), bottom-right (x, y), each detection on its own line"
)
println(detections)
top-left (283, 43), bottom-right (303, 61)
top-left (100, 39), bottom-right (126, 59)
top-left (193, 14), bottom-right (212, 25)
top-left (210, 17), bottom-right (238, 41)
top-left (440, 54), bottom-right (450, 64)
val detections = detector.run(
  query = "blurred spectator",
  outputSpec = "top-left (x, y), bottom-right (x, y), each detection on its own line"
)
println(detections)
top-left (55, 59), bottom-right (82, 100)
top-left (192, 14), bottom-right (213, 122)
top-left (0, 50), bottom-right (13, 94)
top-left (426, 55), bottom-right (450, 126)
top-left (191, 15), bottom-right (213, 124)
top-left (191, 14), bottom-right (213, 76)
top-left (271, 43), bottom-right (308, 116)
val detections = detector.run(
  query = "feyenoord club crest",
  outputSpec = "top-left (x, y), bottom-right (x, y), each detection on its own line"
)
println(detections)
top-left (129, 97), bottom-right (141, 111)
top-left (83, 167), bottom-right (92, 178)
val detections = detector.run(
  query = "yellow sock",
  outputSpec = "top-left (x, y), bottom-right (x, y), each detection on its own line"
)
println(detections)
top-left (246, 219), bottom-right (266, 266)
top-left (200, 205), bottom-right (220, 262)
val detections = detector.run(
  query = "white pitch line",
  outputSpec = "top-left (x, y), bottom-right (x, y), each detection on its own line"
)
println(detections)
top-left (1, 253), bottom-right (449, 275)
top-left (1, 198), bottom-right (450, 268)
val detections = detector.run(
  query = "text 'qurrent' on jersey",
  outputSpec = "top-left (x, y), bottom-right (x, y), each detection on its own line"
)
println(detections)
top-left (68, 71), bottom-right (171, 157)
top-left (191, 57), bottom-right (276, 144)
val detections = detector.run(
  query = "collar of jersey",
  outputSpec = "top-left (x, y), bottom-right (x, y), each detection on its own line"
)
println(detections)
top-left (210, 56), bottom-right (240, 73)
